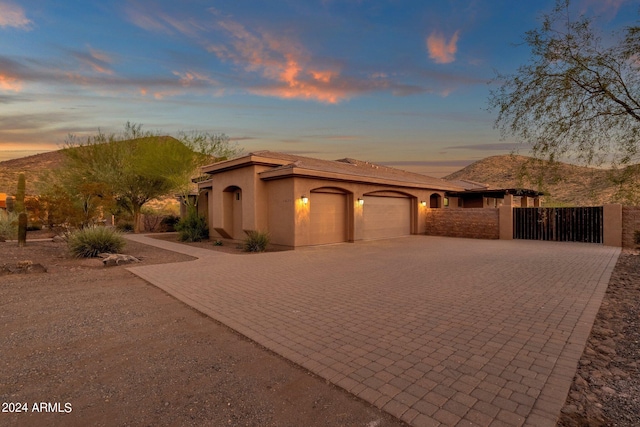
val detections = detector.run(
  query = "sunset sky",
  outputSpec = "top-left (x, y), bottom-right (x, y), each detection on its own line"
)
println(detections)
top-left (1, 0), bottom-right (636, 176)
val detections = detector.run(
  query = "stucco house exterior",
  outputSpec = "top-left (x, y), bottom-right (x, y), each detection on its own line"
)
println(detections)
top-left (196, 151), bottom-right (463, 248)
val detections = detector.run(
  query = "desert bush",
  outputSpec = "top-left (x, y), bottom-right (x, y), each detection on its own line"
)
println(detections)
top-left (116, 221), bottom-right (134, 232)
top-left (243, 230), bottom-right (270, 252)
top-left (175, 210), bottom-right (208, 242)
top-left (160, 214), bottom-right (180, 232)
top-left (0, 211), bottom-right (18, 241)
top-left (67, 227), bottom-right (125, 258)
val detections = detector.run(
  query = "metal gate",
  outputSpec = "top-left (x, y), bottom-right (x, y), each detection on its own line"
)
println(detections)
top-left (513, 207), bottom-right (603, 243)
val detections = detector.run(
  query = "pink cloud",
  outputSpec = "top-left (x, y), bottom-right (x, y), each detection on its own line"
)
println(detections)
top-left (426, 30), bottom-right (460, 64)
top-left (208, 19), bottom-right (349, 104)
top-left (0, 73), bottom-right (22, 91)
top-left (0, 2), bottom-right (31, 29)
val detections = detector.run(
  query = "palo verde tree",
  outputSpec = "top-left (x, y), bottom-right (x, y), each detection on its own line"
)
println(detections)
top-left (61, 122), bottom-right (240, 233)
top-left (488, 0), bottom-right (640, 199)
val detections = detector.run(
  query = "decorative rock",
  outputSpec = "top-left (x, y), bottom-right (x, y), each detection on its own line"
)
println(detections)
top-left (99, 253), bottom-right (141, 266)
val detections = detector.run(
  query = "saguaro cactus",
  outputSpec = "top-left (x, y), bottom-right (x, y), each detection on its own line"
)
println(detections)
top-left (16, 173), bottom-right (27, 247)
top-left (18, 212), bottom-right (27, 247)
top-left (6, 196), bottom-right (14, 213)
top-left (16, 173), bottom-right (25, 213)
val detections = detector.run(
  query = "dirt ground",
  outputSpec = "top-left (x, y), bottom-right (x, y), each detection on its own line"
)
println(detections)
top-left (0, 234), bottom-right (405, 427)
top-left (1, 233), bottom-right (638, 426)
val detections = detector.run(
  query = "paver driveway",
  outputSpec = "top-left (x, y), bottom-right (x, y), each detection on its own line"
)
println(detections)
top-left (127, 235), bottom-right (620, 427)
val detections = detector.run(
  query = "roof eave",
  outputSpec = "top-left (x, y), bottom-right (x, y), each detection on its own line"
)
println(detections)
top-left (259, 167), bottom-right (463, 191)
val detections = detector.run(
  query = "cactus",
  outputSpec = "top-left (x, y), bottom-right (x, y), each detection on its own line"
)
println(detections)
top-left (18, 212), bottom-right (27, 247)
top-left (6, 196), bottom-right (14, 213)
top-left (16, 173), bottom-right (25, 213)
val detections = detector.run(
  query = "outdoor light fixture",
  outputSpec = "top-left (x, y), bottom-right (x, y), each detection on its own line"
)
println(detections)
top-left (421, 200), bottom-right (427, 207)
top-left (301, 195), bottom-right (308, 205)
top-left (357, 198), bottom-right (364, 205)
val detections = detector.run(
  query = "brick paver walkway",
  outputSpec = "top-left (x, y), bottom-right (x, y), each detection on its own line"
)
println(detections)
top-left (126, 235), bottom-right (620, 427)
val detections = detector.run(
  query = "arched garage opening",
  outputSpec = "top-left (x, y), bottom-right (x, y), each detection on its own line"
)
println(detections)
top-left (222, 186), bottom-right (243, 239)
top-left (309, 187), bottom-right (349, 245)
top-left (362, 191), bottom-right (413, 240)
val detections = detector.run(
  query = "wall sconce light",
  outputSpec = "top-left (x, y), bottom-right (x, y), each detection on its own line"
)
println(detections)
top-left (420, 200), bottom-right (427, 207)
top-left (357, 198), bottom-right (364, 205)
top-left (301, 195), bottom-right (308, 205)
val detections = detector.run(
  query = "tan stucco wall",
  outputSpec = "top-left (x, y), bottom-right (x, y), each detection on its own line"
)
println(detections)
top-left (285, 176), bottom-right (441, 246)
top-left (203, 164), bottom-right (275, 240)
top-left (204, 166), bottom-right (448, 247)
top-left (603, 204), bottom-right (623, 247)
top-left (622, 206), bottom-right (640, 248)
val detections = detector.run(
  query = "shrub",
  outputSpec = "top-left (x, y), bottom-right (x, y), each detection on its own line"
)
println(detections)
top-left (175, 210), bottom-right (208, 242)
top-left (0, 211), bottom-right (18, 241)
top-left (67, 227), bottom-right (126, 258)
top-left (160, 214), bottom-right (180, 232)
top-left (243, 230), bottom-right (270, 252)
top-left (116, 221), bottom-right (134, 232)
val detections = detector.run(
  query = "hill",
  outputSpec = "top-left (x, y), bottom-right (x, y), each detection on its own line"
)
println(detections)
top-left (0, 150), bottom-right (65, 195)
top-left (1, 150), bottom-right (635, 206)
top-left (444, 154), bottom-right (633, 206)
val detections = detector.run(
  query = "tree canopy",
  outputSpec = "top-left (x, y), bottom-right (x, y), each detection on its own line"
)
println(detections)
top-left (488, 0), bottom-right (640, 168)
top-left (57, 122), bottom-right (241, 232)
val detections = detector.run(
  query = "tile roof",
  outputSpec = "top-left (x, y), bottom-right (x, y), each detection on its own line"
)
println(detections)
top-left (246, 151), bottom-right (464, 191)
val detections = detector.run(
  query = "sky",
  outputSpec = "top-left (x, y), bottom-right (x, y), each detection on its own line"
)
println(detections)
top-left (0, 0), bottom-right (637, 177)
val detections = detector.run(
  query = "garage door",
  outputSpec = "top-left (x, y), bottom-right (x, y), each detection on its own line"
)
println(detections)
top-left (310, 192), bottom-right (347, 245)
top-left (363, 196), bottom-right (411, 240)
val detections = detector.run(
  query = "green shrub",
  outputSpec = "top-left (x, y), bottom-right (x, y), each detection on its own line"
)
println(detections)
top-left (67, 227), bottom-right (125, 258)
top-left (116, 221), bottom-right (134, 232)
top-left (175, 210), bottom-right (208, 242)
top-left (160, 214), bottom-right (180, 232)
top-left (0, 211), bottom-right (18, 241)
top-left (243, 230), bottom-right (270, 252)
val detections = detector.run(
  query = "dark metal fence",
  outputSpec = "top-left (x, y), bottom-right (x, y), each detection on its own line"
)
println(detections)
top-left (513, 207), bottom-right (603, 243)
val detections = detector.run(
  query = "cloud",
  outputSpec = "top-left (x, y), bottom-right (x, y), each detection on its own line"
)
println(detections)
top-left (208, 19), bottom-right (352, 103)
top-left (0, 2), bottom-right (32, 29)
top-left (426, 30), bottom-right (460, 64)
top-left (70, 48), bottom-right (115, 75)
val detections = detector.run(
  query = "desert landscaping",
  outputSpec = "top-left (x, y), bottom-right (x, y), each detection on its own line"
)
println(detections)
top-left (0, 229), bottom-right (638, 426)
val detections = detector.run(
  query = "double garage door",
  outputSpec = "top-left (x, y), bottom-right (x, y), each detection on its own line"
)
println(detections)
top-left (309, 192), bottom-right (411, 244)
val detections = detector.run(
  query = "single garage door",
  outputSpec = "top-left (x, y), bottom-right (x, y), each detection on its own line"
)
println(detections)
top-left (363, 195), bottom-right (411, 240)
top-left (310, 192), bottom-right (347, 245)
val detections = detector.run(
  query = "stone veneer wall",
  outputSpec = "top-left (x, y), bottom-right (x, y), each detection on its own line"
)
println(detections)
top-left (425, 208), bottom-right (500, 240)
top-left (622, 206), bottom-right (640, 248)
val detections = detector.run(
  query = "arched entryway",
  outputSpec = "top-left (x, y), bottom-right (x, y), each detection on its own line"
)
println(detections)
top-left (223, 186), bottom-right (243, 239)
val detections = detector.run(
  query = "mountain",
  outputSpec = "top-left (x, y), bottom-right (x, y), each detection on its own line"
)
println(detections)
top-left (444, 154), bottom-right (632, 206)
top-left (0, 150), bottom-right (634, 206)
top-left (0, 150), bottom-right (65, 195)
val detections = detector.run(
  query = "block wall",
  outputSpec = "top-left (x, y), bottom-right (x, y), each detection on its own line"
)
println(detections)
top-left (425, 208), bottom-right (500, 240)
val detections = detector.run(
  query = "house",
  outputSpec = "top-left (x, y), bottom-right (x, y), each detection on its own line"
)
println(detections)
top-left (445, 179), bottom-right (544, 208)
top-left (196, 151), bottom-right (464, 248)
top-left (0, 193), bottom-right (6, 211)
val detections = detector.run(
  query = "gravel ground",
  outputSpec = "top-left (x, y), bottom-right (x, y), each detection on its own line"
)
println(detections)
top-left (557, 251), bottom-right (640, 427)
top-left (0, 236), bottom-right (405, 427)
